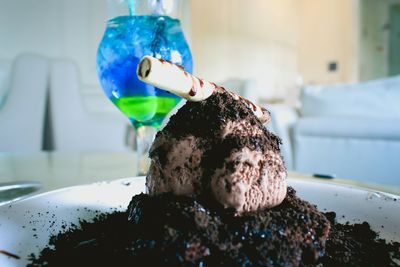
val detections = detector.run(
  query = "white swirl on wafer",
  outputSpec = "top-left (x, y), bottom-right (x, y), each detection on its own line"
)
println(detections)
top-left (137, 56), bottom-right (270, 124)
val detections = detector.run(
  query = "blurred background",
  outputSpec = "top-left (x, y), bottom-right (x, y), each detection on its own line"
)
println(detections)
top-left (0, 0), bottom-right (399, 188)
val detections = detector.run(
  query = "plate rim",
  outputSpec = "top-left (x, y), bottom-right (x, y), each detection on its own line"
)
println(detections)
top-left (1, 176), bottom-right (399, 209)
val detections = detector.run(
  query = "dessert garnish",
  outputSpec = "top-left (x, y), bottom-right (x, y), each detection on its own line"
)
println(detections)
top-left (137, 56), bottom-right (285, 213)
top-left (137, 55), bottom-right (270, 124)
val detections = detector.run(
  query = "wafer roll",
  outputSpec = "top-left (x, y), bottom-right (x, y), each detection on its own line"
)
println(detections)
top-left (137, 56), bottom-right (214, 102)
top-left (137, 56), bottom-right (270, 124)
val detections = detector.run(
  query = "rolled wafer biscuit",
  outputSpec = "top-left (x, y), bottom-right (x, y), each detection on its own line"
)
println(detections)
top-left (137, 56), bottom-right (270, 124)
top-left (137, 56), bottom-right (214, 102)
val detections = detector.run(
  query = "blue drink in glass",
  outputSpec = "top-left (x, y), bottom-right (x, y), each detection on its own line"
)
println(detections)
top-left (97, 15), bottom-right (193, 129)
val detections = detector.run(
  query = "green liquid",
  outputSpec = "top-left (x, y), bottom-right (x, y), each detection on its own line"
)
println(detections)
top-left (112, 96), bottom-right (180, 129)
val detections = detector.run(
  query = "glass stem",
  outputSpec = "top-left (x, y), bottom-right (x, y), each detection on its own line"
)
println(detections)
top-left (135, 125), bottom-right (157, 176)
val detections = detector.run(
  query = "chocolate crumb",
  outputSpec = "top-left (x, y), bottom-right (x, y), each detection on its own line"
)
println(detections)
top-left (27, 189), bottom-right (400, 266)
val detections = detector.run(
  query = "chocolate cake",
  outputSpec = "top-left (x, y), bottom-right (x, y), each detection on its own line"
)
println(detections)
top-left (125, 187), bottom-right (330, 266)
top-left (26, 58), bottom-right (400, 266)
top-left (147, 88), bottom-right (286, 214)
top-left (27, 191), bottom-right (400, 266)
top-left (124, 90), bottom-right (329, 265)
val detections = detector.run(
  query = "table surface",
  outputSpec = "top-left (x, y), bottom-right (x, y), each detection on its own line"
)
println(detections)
top-left (1, 151), bottom-right (399, 196)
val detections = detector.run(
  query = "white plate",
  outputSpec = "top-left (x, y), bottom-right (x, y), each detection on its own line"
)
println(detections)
top-left (0, 177), bottom-right (399, 267)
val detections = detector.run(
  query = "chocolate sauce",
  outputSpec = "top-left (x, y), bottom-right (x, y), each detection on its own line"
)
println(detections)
top-left (158, 58), bottom-right (167, 64)
top-left (176, 64), bottom-right (185, 71)
top-left (158, 58), bottom-right (186, 72)
top-left (188, 77), bottom-right (197, 97)
top-left (189, 86), bottom-right (196, 96)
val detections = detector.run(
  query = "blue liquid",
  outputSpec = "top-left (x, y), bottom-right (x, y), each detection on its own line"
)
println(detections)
top-left (97, 15), bottom-right (193, 128)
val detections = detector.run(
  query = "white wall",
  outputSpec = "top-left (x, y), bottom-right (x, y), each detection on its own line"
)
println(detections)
top-left (191, 0), bottom-right (301, 101)
top-left (190, 0), bottom-right (361, 100)
top-left (297, 0), bottom-right (359, 85)
top-left (0, 0), bottom-right (361, 107)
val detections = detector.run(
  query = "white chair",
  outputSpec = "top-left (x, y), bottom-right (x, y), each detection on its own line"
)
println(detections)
top-left (49, 59), bottom-right (128, 152)
top-left (268, 75), bottom-right (400, 186)
top-left (0, 54), bottom-right (48, 152)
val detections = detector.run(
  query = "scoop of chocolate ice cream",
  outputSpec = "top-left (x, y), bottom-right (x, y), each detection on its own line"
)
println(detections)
top-left (147, 87), bottom-right (286, 214)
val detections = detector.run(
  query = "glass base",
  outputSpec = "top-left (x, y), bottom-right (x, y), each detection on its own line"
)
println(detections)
top-left (127, 125), bottom-right (157, 176)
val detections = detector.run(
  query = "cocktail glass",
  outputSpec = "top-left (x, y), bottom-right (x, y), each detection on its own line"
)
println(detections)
top-left (97, 0), bottom-right (192, 175)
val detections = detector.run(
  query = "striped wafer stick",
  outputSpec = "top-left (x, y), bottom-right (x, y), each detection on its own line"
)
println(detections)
top-left (137, 56), bottom-right (270, 124)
